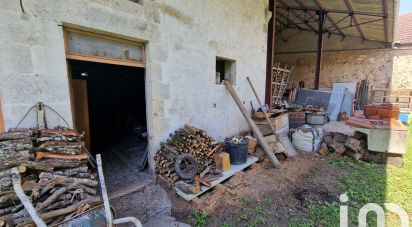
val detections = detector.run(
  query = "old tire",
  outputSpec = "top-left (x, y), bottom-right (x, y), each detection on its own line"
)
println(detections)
top-left (175, 154), bottom-right (198, 180)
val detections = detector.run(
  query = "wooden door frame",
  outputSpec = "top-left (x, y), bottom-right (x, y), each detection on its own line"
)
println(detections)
top-left (63, 27), bottom-right (147, 152)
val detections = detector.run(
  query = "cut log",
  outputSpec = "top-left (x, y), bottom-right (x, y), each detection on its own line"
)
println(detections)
top-left (0, 139), bottom-right (33, 153)
top-left (195, 176), bottom-right (212, 187)
top-left (0, 131), bottom-right (32, 141)
top-left (40, 129), bottom-right (79, 137)
top-left (39, 172), bottom-right (98, 187)
top-left (0, 150), bottom-right (33, 162)
top-left (53, 166), bottom-right (88, 176)
top-left (160, 143), bottom-right (179, 156)
top-left (175, 181), bottom-right (200, 194)
top-left (329, 143), bottom-right (346, 154)
top-left (344, 137), bottom-right (365, 152)
top-left (41, 197), bottom-right (99, 220)
top-left (36, 182), bottom-right (79, 211)
top-left (45, 200), bottom-right (73, 211)
top-left (0, 160), bottom-right (53, 172)
top-left (37, 141), bottom-right (83, 155)
top-left (37, 158), bottom-right (82, 169)
top-left (36, 152), bottom-right (88, 160)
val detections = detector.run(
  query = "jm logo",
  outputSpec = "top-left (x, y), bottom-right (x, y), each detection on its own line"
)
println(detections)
top-left (339, 194), bottom-right (410, 227)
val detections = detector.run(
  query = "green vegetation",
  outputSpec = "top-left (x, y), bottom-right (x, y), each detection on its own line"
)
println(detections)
top-left (191, 210), bottom-right (212, 227)
top-left (291, 125), bottom-right (412, 226)
top-left (196, 126), bottom-right (412, 226)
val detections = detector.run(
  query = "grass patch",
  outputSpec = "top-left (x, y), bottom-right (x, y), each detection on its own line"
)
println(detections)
top-left (289, 125), bottom-right (412, 226)
top-left (191, 210), bottom-right (212, 227)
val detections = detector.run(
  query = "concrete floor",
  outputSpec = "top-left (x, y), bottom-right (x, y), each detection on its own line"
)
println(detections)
top-left (98, 133), bottom-right (189, 226)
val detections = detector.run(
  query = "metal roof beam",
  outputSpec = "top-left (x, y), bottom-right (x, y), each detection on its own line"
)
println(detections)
top-left (343, 0), bottom-right (366, 40)
top-left (275, 9), bottom-right (308, 32)
top-left (277, 0), bottom-right (318, 33)
top-left (382, 0), bottom-right (389, 42)
top-left (312, 0), bottom-right (345, 37)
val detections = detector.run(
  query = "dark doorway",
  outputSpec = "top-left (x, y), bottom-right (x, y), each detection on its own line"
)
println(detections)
top-left (68, 59), bottom-right (148, 190)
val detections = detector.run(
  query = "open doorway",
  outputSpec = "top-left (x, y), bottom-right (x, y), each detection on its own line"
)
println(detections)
top-left (68, 59), bottom-right (148, 190)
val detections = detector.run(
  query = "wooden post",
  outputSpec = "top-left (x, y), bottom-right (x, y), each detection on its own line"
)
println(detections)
top-left (265, 0), bottom-right (276, 107)
top-left (314, 10), bottom-right (325, 90)
top-left (224, 81), bottom-right (280, 168)
top-left (0, 100), bottom-right (4, 133)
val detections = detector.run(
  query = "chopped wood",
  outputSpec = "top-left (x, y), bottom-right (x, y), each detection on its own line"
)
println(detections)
top-left (36, 152), bottom-right (88, 160)
top-left (0, 150), bottom-right (33, 163)
top-left (0, 139), bottom-right (32, 153)
top-left (0, 132), bottom-right (31, 141)
top-left (39, 172), bottom-right (98, 187)
top-left (37, 141), bottom-right (84, 155)
top-left (195, 176), bottom-right (212, 187)
top-left (175, 181), bottom-right (201, 194)
top-left (36, 182), bottom-right (79, 212)
top-left (40, 129), bottom-right (80, 137)
top-left (344, 137), bottom-right (366, 152)
top-left (0, 128), bottom-right (99, 223)
top-left (54, 166), bottom-right (88, 177)
top-left (36, 158), bottom-right (82, 169)
top-left (0, 160), bottom-right (53, 172)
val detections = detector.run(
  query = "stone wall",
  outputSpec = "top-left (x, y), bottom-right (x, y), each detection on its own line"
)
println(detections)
top-left (275, 48), bottom-right (412, 90)
top-left (0, 0), bottom-right (270, 170)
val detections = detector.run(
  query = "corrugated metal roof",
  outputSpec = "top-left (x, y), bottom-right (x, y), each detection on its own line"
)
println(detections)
top-left (276, 0), bottom-right (399, 44)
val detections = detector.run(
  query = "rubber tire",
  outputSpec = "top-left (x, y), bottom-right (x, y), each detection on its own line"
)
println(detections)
top-left (175, 154), bottom-right (198, 180)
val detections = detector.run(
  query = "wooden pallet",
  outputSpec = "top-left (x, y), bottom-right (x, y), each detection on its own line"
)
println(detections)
top-left (272, 63), bottom-right (293, 106)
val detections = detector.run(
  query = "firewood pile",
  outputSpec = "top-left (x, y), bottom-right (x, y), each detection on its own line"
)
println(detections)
top-left (155, 125), bottom-right (224, 193)
top-left (0, 128), bottom-right (100, 226)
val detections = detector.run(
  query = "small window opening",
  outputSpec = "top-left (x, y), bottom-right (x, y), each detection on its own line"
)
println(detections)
top-left (215, 57), bottom-right (236, 85)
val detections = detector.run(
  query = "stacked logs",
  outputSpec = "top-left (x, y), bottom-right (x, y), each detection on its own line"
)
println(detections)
top-left (0, 128), bottom-right (99, 226)
top-left (155, 125), bottom-right (223, 188)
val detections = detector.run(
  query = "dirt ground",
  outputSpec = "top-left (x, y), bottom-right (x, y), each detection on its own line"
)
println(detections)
top-left (167, 151), bottom-right (346, 226)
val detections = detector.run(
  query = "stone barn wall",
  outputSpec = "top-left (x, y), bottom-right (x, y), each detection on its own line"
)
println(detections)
top-left (275, 48), bottom-right (412, 90)
top-left (0, 0), bottom-right (270, 170)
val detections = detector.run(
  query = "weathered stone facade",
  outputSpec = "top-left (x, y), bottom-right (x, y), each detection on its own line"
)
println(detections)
top-left (0, 0), bottom-right (270, 170)
top-left (275, 48), bottom-right (412, 90)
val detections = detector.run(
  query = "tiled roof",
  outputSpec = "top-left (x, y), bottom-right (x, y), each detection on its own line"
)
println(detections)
top-left (396, 12), bottom-right (412, 44)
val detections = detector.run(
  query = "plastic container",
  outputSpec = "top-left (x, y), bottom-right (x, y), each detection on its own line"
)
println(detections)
top-left (224, 138), bottom-right (249, 165)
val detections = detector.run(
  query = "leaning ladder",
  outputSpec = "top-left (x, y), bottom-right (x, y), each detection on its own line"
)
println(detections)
top-left (272, 63), bottom-right (293, 106)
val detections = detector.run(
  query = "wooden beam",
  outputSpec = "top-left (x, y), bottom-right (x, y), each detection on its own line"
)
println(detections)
top-left (315, 10), bottom-right (325, 90)
top-left (343, 0), bottom-right (366, 40)
top-left (382, 0), bottom-right (389, 42)
top-left (224, 81), bottom-right (281, 168)
top-left (312, 0), bottom-right (345, 36)
top-left (277, 0), bottom-right (318, 33)
top-left (266, 0), bottom-right (276, 106)
top-left (108, 180), bottom-right (152, 200)
top-left (0, 100), bottom-right (4, 133)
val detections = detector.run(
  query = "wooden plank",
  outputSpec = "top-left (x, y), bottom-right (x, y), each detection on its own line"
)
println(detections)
top-left (108, 180), bottom-right (152, 200)
top-left (71, 80), bottom-right (91, 151)
top-left (66, 54), bottom-right (145, 68)
top-left (224, 81), bottom-right (280, 168)
top-left (175, 157), bottom-right (258, 201)
top-left (0, 100), bottom-right (4, 133)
